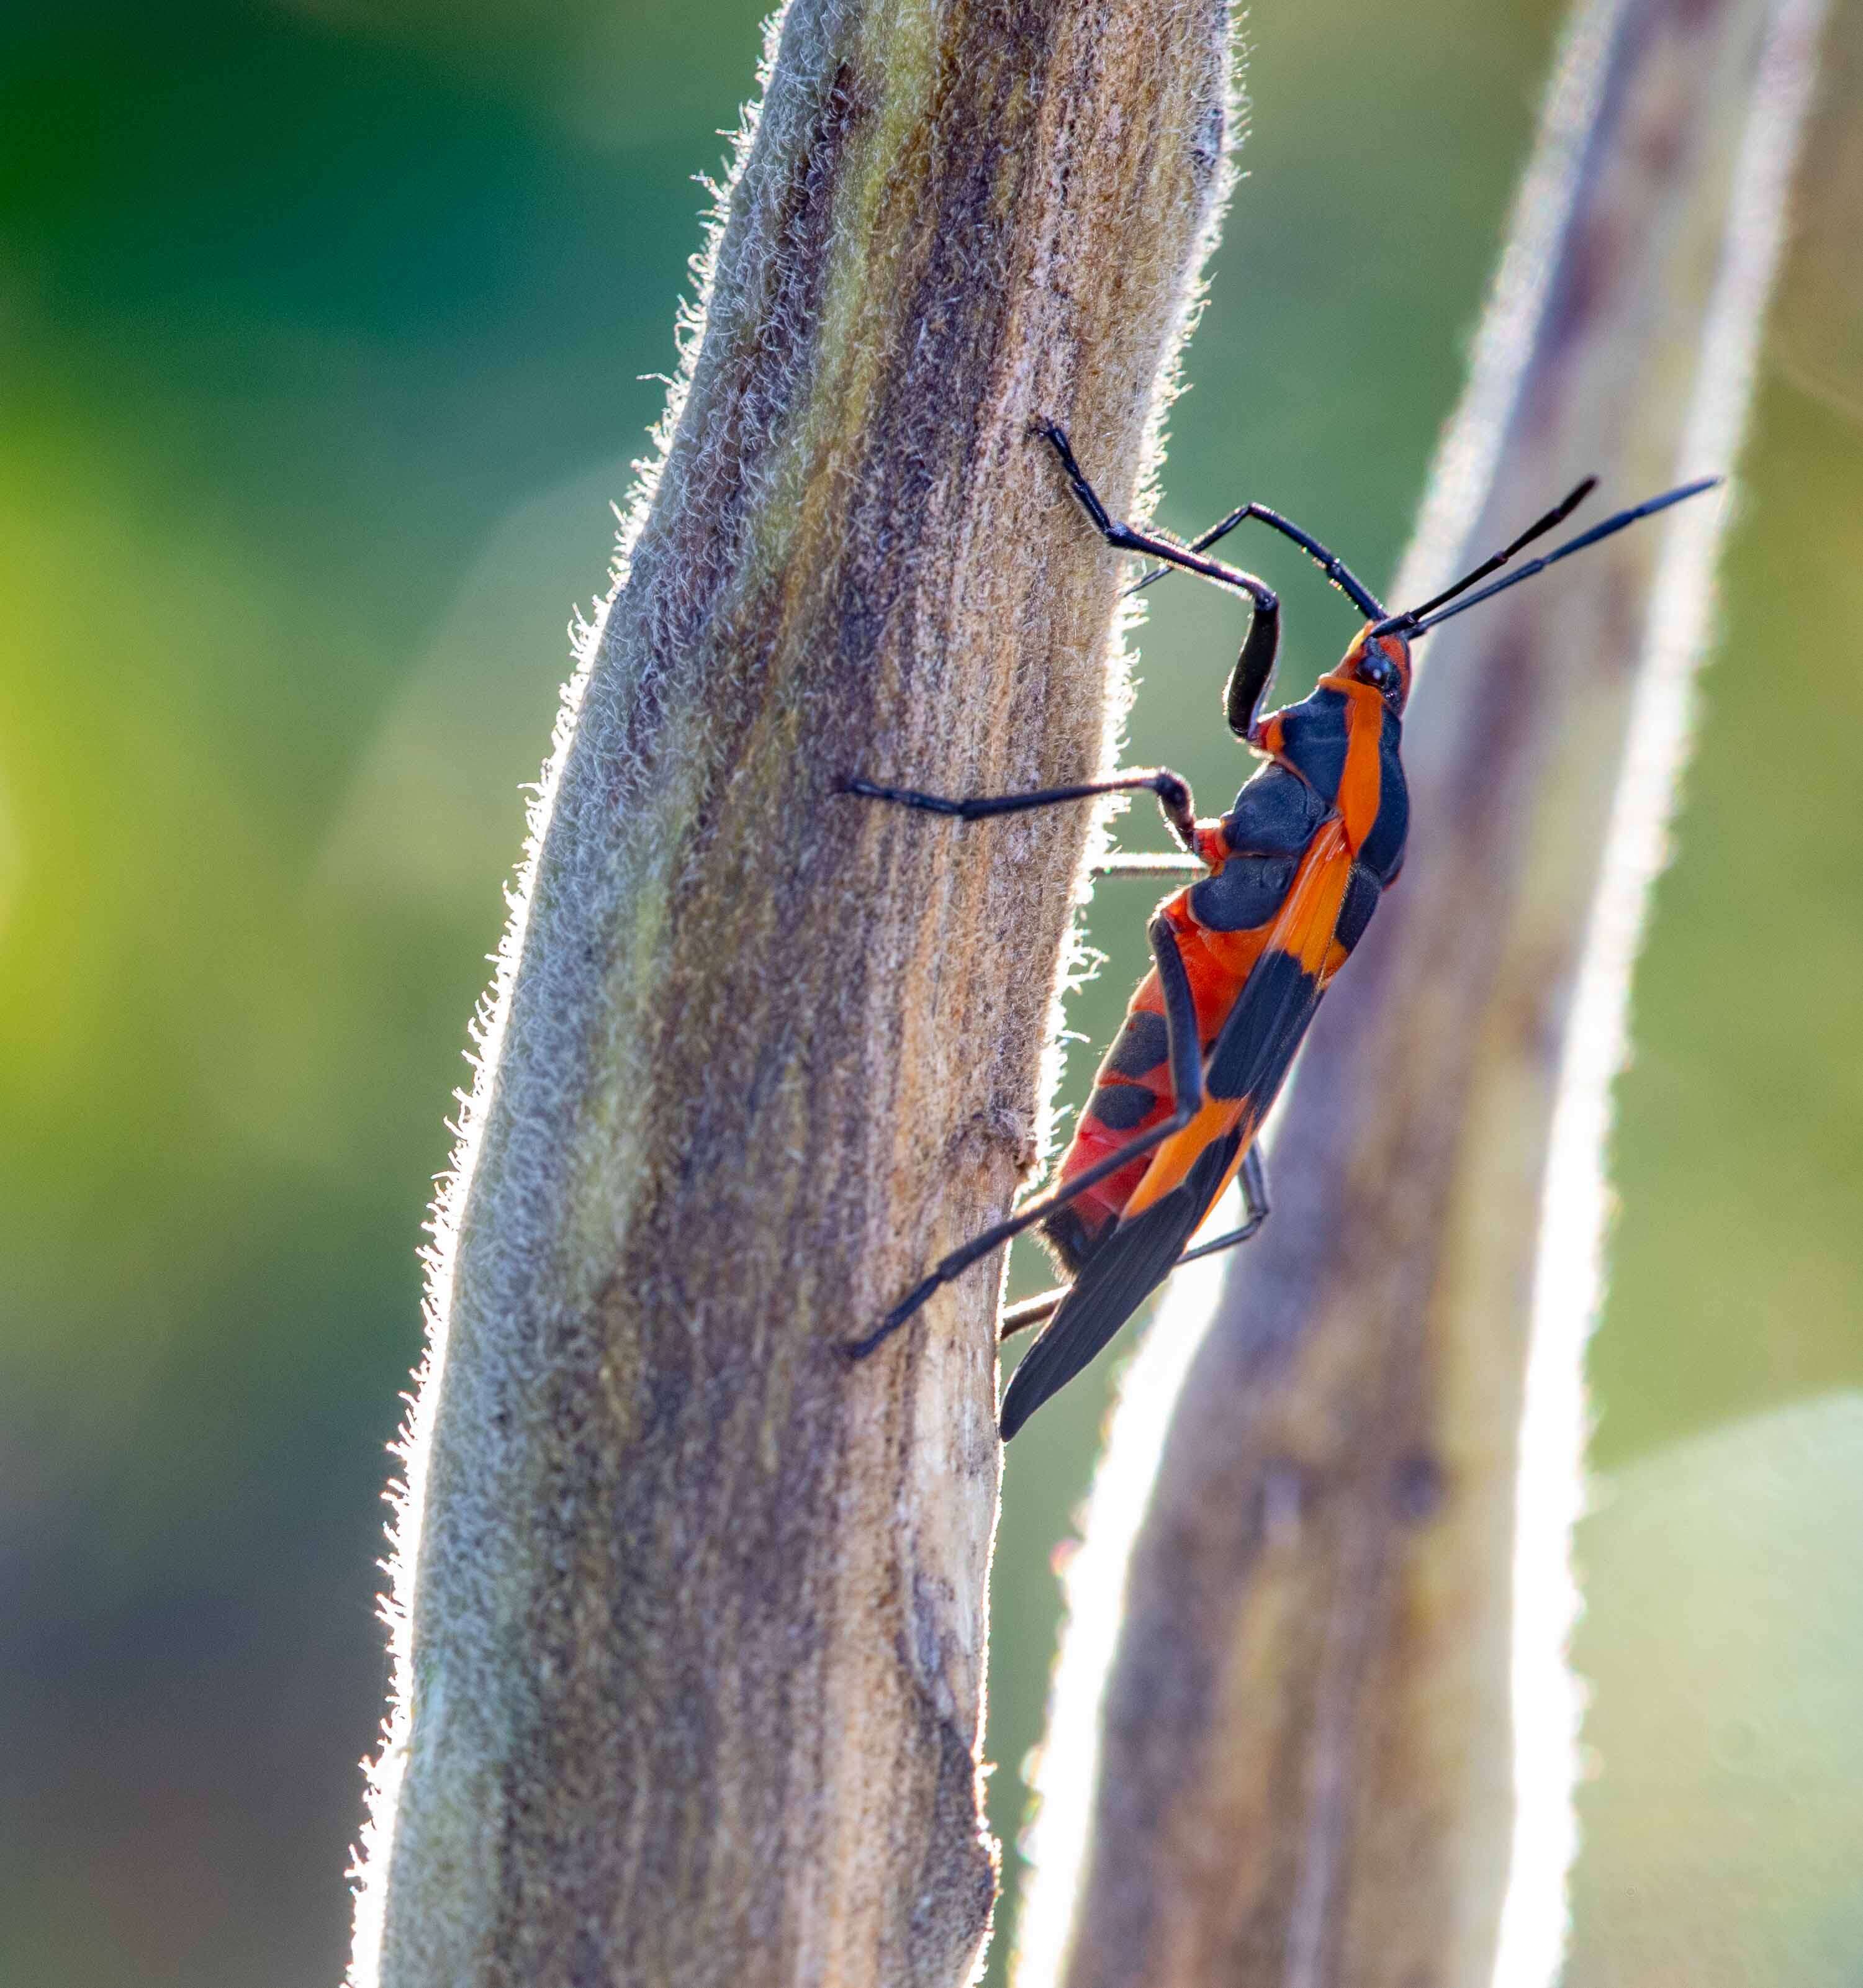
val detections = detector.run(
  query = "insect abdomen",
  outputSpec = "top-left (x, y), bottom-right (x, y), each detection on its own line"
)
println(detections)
top-left (1045, 1005), bottom-right (1176, 1272)
top-left (1044, 870), bottom-right (1291, 1272)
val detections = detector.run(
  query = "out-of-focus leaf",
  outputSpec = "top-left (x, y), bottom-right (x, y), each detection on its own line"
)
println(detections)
top-left (1571, 1393), bottom-right (1863, 1988)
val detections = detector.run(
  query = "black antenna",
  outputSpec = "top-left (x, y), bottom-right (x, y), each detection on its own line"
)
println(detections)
top-left (1373, 476), bottom-right (1721, 637)
top-left (1395, 476), bottom-right (1596, 625)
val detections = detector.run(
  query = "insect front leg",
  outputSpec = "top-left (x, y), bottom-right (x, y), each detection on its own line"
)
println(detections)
top-left (1130, 504), bottom-right (1386, 620)
top-left (843, 767), bottom-right (1199, 853)
top-left (996, 1143), bottom-right (1269, 1340)
top-left (1033, 422), bottom-right (1279, 617)
top-left (845, 913), bottom-right (1206, 1361)
top-left (1034, 421), bottom-right (1284, 739)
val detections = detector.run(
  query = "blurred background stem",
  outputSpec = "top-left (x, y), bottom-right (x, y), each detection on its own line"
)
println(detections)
top-left (1012, 1), bottom-right (1829, 1984)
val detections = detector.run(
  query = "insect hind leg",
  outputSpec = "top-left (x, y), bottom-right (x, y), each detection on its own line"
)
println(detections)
top-left (1175, 1142), bottom-right (1270, 1268)
top-left (996, 1144), bottom-right (1270, 1341)
top-left (844, 913), bottom-right (1205, 1362)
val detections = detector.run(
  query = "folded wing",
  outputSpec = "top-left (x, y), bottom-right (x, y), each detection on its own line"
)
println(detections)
top-left (998, 821), bottom-right (1354, 1440)
top-left (998, 1127), bottom-right (1244, 1439)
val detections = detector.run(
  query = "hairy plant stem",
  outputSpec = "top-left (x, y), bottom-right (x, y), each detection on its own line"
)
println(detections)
top-left (346, 1), bottom-right (1239, 1984)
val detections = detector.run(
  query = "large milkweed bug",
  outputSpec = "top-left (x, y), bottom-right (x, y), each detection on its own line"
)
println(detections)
top-left (846, 421), bottom-right (1717, 1440)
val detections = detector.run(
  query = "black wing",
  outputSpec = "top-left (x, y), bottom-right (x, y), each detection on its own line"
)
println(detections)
top-left (998, 1127), bottom-right (1243, 1440)
top-left (999, 823), bottom-right (1362, 1440)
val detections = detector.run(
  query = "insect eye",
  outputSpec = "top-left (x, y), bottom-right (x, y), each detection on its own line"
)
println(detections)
top-left (1359, 653), bottom-right (1396, 694)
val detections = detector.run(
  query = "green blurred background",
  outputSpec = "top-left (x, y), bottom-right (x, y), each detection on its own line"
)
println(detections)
top-left (2, 2), bottom-right (1858, 1982)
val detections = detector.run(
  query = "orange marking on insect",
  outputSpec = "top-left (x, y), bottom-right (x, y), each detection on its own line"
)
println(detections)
top-left (1194, 919), bottom-right (1277, 986)
top-left (1121, 826), bottom-right (1352, 1219)
top-left (1320, 675), bottom-right (1389, 851)
top-left (1118, 1095), bottom-right (1248, 1220)
top-left (1276, 820), bottom-right (1354, 974)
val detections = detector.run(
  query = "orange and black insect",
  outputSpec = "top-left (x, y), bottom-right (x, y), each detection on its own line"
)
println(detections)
top-left (847, 422), bottom-right (1716, 1439)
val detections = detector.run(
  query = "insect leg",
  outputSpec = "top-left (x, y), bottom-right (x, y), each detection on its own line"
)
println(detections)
top-left (996, 1144), bottom-right (1269, 1339)
top-left (995, 1285), bottom-right (1068, 1340)
top-left (1175, 1142), bottom-right (1270, 1267)
top-left (1129, 504), bottom-right (1385, 620)
top-left (846, 913), bottom-right (1205, 1360)
top-left (844, 767), bottom-right (1199, 853)
top-left (1033, 422), bottom-right (1279, 615)
top-left (1091, 852), bottom-right (1205, 878)
top-left (1033, 421), bottom-right (1282, 739)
